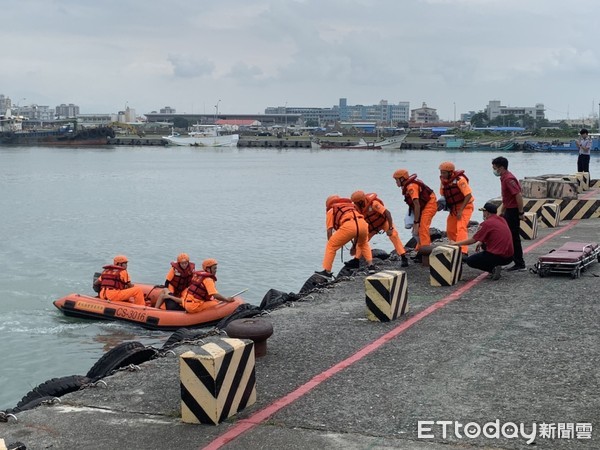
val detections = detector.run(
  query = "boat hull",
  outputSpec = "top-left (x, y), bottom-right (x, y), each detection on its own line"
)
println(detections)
top-left (53, 283), bottom-right (244, 330)
top-left (0, 126), bottom-right (115, 146)
top-left (163, 134), bottom-right (239, 147)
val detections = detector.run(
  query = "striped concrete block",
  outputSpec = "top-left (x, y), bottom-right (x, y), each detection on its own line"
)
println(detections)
top-left (561, 175), bottom-right (583, 193)
top-left (429, 245), bottom-right (462, 287)
top-left (521, 179), bottom-right (547, 199)
top-left (545, 179), bottom-right (578, 199)
top-left (590, 179), bottom-right (600, 189)
top-left (365, 270), bottom-right (409, 322)
top-left (520, 212), bottom-right (538, 240)
top-left (574, 172), bottom-right (590, 191)
top-left (180, 338), bottom-right (256, 425)
top-left (523, 198), bottom-right (600, 221)
top-left (539, 203), bottom-right (561, 228)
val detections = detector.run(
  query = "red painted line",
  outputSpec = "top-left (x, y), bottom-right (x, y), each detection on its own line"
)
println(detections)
top-left (202, 215), bottom-right (582, 450)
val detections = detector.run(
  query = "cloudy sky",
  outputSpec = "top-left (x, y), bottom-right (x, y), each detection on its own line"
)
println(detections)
top-left (2, 0), bottom-right (599, 120)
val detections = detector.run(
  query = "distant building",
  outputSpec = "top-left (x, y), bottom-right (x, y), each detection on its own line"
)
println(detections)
top-left (77, 114), bottom-right (116, 127)
top-left (0, 95), bottom-right (11, 114)
top-left (160, 106), bottom-right (176, 114)
top-left (486, 100), bottom-right (545, 121)
top-left (17, 104), bottom-right (53, 122)
top-left (410, 102), bottom-right (439, 123)
top-left (117, 107), bottom-right (136, 123)
top-left (55, 103), bottom-right (80, 118)
top-left (265, 98), bottom-right (410, 126)
top-left (461, 111), bottom-right (477, 122)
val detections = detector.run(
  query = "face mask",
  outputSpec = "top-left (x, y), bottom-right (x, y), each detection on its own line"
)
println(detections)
top-left (493, 169), bottom-right (501, 177)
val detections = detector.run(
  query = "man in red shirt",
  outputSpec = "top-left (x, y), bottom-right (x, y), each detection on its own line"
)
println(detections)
top-left (450, 203), bottom-right (514, 280)
top-left (492, 156), bottom-right (525, 271)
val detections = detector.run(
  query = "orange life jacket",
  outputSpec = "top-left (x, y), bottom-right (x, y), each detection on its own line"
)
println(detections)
top-left (330, 198), bottom-right (359, 229)
top-left (360, 193), bottom-right (387, 233)
top-left (99, 265), bottom-right (127, 290)
top-left (168, 261), bottom-right (196, 296)
top-left (441, 170), bottom-right (469, 210)
top-left (185, 271), bottom-right (217, 302)
top-left (402, 175), bottom-right (434, 212)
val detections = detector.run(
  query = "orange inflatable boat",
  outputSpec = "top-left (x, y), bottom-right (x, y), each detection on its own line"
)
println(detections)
top-left (53, 283), bottom-right (245, 330)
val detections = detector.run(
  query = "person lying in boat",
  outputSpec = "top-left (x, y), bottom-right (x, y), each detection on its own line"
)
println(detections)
top-left (180, 259), bottom-right (235, 314)
top-left (93, 255), bottom-right (145, 306)
top-left (154, 252), bottom-right (196, 310)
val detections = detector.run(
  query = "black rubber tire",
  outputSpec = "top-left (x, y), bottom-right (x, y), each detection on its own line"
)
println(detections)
top-left (7, 442), bottom-right (27, 450)
top-left (225, 318), bottom-right (273, 341)
top-left (87, 345), bottom-right (157, 381)
top-left (299, 273), bottom-right (330, 294)
top-left (10, 395), bottom-right (59, 414)
top-left (162, 328), bottom-right (209, 350)
top-left (86, 341), bottom-right (149, 380)
top-left (16, 375), bottom-right (89, 408)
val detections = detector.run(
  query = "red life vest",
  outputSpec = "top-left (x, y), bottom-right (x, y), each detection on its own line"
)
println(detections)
top-left (330, 198), bottom-right (359, 229)
top-left (99, 265), bottom-right (127, 291)
top-left (441, 170), bottom-right (469, 210)
top-left (168, 261), bottom-right (195, 296)
top-left (360, 193), bottom-right (387, 233)
top-left (401, 175), bottom-right (434, 212)
top-left (185, 271), bottom-right (217, 302)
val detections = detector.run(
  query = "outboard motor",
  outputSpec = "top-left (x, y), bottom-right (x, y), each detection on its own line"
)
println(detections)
top-left (92, 272), bottom-right (101, 293)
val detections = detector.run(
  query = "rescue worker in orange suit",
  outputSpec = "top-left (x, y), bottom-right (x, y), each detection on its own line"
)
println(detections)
top-left (94, 255), bottom-right (145, 306)
top-left (316, 194), bottom-right (375, 279)
top-left (351, 190), bottom-right (409, 267)
top-left (181, 259), bottom-right (234, 314)
top-left (438, 161), bottom-right (474, 257)
top-left (392, 169), bottom-right (438, 262)
top-left (155, 252), bottom-right (195, 310)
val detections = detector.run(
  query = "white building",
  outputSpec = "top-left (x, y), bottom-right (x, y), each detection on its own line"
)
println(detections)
top-left (486, 100), bottom-right (545, 121)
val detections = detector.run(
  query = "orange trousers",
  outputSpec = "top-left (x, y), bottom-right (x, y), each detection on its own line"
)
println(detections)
top-left (323, 217), bottom-right (372, 271)
top-left (183, 297), bottom-right (219, 314)
top-left (417, 197), bottom-right (438, 247)
top-left (369, 221), bottom-right (406, 255)
top-left (446, 203), bottom-right (474, 255)
top-left (101, 287), bottom-right (145, 306)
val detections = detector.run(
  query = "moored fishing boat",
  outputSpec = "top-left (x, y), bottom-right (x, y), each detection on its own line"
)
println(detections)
top-left (162, 124), bottom-right (239, 147)
top-left (311, 138), bottom-right (382, 150)
top-left (53, 283), bottom-right (245, 330)
top-left (0, 114), bottom-right (115, 146)
top-left (523, 137), bottom-right (600, 152)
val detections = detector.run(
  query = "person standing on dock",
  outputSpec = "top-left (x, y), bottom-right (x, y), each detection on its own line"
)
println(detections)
top-left (576, 128), bottom-right (592, 174)
top-left (350, 190), bottom-right (409, 267)
top-left (438, 161), bottom-right (474, 257)
top-left (392, 169), bottom-right (438, 262)
top-left (492, 156), bottom-right (526, 271)
top-left (316, 195), bottom-right (375, 279)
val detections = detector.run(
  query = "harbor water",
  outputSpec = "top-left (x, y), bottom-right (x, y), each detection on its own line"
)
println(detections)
top-left (0, 145), bottom-right (591, 410)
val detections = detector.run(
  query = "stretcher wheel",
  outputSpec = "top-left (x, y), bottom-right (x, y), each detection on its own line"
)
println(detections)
top-left (570, 268), bottom-right (580, 279)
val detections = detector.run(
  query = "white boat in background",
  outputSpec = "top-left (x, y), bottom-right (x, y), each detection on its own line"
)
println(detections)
top-left (374, 134), bottom-right (407, 149)
top-left (162, 125), bottom-right (239, 147)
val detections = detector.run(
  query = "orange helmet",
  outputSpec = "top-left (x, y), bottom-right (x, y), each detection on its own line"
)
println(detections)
top-left (202, 258), bottom-right (218, 270)
top-left (177, 253), bottom-right (190, 263)
top-left (439, 161), bottom-right (455, 172)
top-left (113, 255), bottom-right (128, 264)
top-left (351, 190), bottom-right (366, 203)
top-left (393, 169), bottom-right (409, 180)
top-left (326, 194), bottom-right (340, 210)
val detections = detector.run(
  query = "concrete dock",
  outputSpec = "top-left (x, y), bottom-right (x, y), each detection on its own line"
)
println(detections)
top-left (1, 206), bottom-right (599, 449)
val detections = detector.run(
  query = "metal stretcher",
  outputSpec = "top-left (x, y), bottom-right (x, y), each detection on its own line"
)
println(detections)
top-left (534, 242), bottom-right (600, 279)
